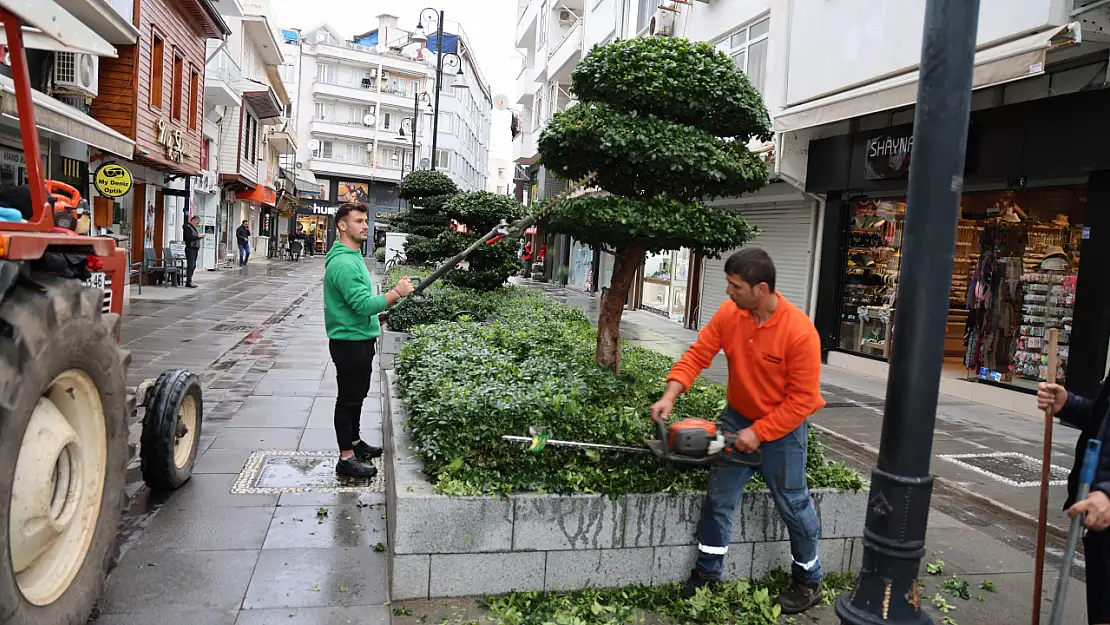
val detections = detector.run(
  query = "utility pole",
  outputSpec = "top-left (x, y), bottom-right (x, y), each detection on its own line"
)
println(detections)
top-left (430, 10), bottom-right (445, 170)
top-left (835, 0), bottom-right (980, 623)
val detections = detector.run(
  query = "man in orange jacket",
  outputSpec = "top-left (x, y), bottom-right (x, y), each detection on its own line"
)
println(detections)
top-left (651, 247), bottom-right (826, 614)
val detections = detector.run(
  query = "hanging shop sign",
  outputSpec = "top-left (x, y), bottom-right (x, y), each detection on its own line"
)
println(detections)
top-left (155, 119), bottom-right (193, 163)
top-left (93, 162), bottom-right (133, 198)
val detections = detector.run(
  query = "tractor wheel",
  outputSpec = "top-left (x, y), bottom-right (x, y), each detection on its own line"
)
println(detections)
top-left (140, 369), bottom-right (202, 490)
top-left (0, 273), bottom-right (128, 625)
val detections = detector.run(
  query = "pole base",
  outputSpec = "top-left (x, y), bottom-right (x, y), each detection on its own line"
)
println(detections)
top-left (836, 594), bottom-right (932, 625)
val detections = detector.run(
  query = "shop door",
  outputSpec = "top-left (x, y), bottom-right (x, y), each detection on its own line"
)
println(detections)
top-left (153, 189), bottom-right (165, 257)
top-left (698, 202), bottom-right (816, 328)
top-left (130, 183), bottom-right (147, 265)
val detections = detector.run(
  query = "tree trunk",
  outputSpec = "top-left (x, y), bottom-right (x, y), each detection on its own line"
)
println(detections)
top-left (595, 245), bottom-right (644, 373)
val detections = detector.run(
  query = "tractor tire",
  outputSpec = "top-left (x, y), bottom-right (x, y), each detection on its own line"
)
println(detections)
top-left (140, 369), bottom-right (203, 491)
top-left (0, 272), bottom-right (128, 625)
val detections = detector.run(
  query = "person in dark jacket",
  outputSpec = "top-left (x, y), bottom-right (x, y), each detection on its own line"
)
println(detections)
top-left (183, 215), bottom-right (203, 288)
top-left (1038, 379), bottom-right (1110, 625)
top-left (236, 220), bottom-right (251, 266)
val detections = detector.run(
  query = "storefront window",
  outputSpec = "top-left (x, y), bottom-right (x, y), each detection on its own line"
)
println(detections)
top-left (640, 248), bottom-right (691, 323)
top-left (837, 187), bottom-right (1085, 391)
top-left (568, 239), bottom-right (593, 291)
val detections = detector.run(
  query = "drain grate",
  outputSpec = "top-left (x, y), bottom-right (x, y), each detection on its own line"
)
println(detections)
top-left (231, 450), bottom-right (384, 494)
top-left (210, 323), bottom-right (259, 333)
top-left (940, 452), bottom-right (1069, 487)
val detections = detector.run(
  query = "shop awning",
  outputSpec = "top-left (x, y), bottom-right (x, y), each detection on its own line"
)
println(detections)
top-left (236, 185), bottom-right (277, 205)
top-left (0, 74), bottom-right (134, 159)
top-left (774, 23), bottom-right (1082, 134)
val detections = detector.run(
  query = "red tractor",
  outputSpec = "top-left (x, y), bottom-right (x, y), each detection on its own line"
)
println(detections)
top-left (0, 4), bottom-right (202, 624)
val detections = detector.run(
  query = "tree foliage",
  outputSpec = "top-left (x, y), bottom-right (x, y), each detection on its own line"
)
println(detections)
top-left (536, 36), bottom-right (772, 370)
top-left (397, 170), bottom-right (459, 200)
top-left (392, 171), bottom-right (459, 265)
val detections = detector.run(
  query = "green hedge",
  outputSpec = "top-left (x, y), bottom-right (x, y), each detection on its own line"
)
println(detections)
top-left (393, 287), bottom-right (863, 497)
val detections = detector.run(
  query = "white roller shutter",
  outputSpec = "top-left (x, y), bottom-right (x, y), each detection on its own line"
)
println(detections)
top-left (698, 202), bottom-right (816, 328)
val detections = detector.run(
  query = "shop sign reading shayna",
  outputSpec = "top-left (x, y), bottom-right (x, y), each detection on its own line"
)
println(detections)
top-left (155, 119), bottom-right (193, 163)
top-left (864, 132), bottom-right (913, 180)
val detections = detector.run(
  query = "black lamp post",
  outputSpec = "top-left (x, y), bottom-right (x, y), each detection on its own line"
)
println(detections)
top-left (410, 8), bottom-right (469, 171)
top-left (834, 0), bottom-right (980, 623)
top-left (399, 90), bottom-right (432, 172)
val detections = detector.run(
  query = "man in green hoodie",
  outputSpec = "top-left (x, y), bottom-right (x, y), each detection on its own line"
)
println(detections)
top-left (324, 202), bottom-right (413, 478)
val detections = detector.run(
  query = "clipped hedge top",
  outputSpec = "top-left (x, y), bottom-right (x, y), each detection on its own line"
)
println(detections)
top-left (394, 286), bottom-right (863, 497)
top-left (398, 170), bottom-right (459, 200)
top-left (445, 191), bottom-right (528, 233)
top-left (571, 37), bottom-right (772, 141)
top-left (541, 195), bottom-right (757, 257)
top-left (539, 102), bottom-right (770, 202)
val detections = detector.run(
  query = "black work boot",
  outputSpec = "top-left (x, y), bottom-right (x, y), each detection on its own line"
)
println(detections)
top-left (336, 456), bottom-right (378, 478)
top-left (354, 440), bottom-right (383, 461)
top-left (681, 569), bottom-right (719, 599)
top-left (776, 578), bottom-right (823, 614)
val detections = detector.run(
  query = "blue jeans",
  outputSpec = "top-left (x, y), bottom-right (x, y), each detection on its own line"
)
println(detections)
top-left (238, 243), bottom-right (250, 265)
top-left (695, 406), bottom-right (822, 584)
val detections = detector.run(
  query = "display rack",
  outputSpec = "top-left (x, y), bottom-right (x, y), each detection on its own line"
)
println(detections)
top-left (1012, 268), bottom-right (1075, 385)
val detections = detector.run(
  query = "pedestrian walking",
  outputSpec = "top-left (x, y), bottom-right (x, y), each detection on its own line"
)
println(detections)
top-left (306, 228), bottom-right (316, 257)
top-left (182, 215), bottom-right (203, 288)
top-left (236, 220), bottom-right (251, 266)
top-left (324, 203), bottom-right (414, 478)
top-left (522, 242), bottom-right (533, 278)
top-left (1037, 379), bottom-right (1110, 624)
top-left (650, 247), bottom-right (826, 614)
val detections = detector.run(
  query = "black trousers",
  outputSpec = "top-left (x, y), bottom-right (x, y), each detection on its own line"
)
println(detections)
top-left (329, 339), bottom-right (375, 452)
top-left (185, 248), bottom-right (198, 285)
top-left (1086, 528), bottom-right (1110, 624)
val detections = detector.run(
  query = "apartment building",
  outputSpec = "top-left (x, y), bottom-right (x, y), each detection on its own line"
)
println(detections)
top-left (289, 14), bottom-right (493, 247)
top-left (517, 0), bottom-right (1110, 410)
top-left (201, 0), bottom-right (291, 264)
top-left (488, 157), bottom-right (513, 196)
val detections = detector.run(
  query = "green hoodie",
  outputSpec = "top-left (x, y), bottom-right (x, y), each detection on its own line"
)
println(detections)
top-left (324, 242), bottom-right (388, 341)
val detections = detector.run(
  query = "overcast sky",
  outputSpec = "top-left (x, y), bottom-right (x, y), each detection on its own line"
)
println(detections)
top-left (272, 0), bottom-right (520, 161)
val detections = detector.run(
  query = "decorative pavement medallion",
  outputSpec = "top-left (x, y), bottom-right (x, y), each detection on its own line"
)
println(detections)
top-left (939, 451), bottom-right (1069, 488)
top-left (231, 450), bottom-right (385, 494)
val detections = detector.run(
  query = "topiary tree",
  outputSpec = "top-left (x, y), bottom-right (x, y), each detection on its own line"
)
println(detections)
top-left (538, 37), bottom-right (771, 372)
top-left (391, 170), bottom-right (459, 265)
top-left (430, 191), bottom-right (526, 291)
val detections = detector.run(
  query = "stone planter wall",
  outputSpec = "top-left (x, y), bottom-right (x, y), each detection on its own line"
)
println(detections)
top-left (382, 371), bottom-right (868, 600)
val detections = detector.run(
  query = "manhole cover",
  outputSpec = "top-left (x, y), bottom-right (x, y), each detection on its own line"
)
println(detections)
top-left (940, 452), bottom-right (1069, 487)
top-left (232, 450), bottom-right (384, 494)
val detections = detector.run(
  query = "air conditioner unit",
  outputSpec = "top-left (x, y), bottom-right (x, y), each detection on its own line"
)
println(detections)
top-left (648, 8), bottom-right (675, 37)
top-left (53, 52), bottom-right (98, 97)
top-left (558, 9), bottom-right (575, 25)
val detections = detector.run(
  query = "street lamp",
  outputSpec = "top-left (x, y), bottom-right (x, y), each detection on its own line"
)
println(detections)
top-left (414, 7), bottom-right (470, 170)
top-left (398, 90), bottom-right (431, 173)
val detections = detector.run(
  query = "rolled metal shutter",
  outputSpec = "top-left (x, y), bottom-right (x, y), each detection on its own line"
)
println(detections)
top-left (698, 202), bottom-right (816, 328)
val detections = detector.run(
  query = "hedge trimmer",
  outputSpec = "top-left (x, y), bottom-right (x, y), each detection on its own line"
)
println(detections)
top-left (502, 418), bottom-right (763, 468)
top-left (403, 175), bottom-right (594, 304)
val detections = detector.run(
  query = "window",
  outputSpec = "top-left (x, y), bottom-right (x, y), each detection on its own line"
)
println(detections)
top-left (279, 63), bottom-right (296, 83)
top-left (243, 113), bottom-right (258, 164)
top-left (171, 53), bottom-right (184, 120)
top-left (188, 67), bottom-right (200, 130)
top-left (382, 112), bottom-right (392, 130)
top-left (636, 0), bottom-right (656, 33)
top-left (538, 1), bottom-right (547, 48)
top-left (314, 101), bottom-right (334, 121)
top-left (498, 168), bottom-right (505, 179)
top-left (149, 32), bottom-right (164, 108)
top-left (716, 17), bottom-right (770, 94)
top-left (362, 71), bottom-right (376, 89)
top-left (345, 143), bottom-right (364, 164)
top-left (436, 149), bottom-right (450, 170)
top-left (316, 64), bottom-right (338, 84)
top-left (321, 140), bottom-right (334, 159)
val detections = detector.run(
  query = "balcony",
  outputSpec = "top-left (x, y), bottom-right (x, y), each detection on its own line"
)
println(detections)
top-left (311, 119), bottom-right (378, 142)
top-left (205, 48), bottom-right (242, 108)
top-left (313, 78), bottom-right (379, 103)
top-left (512, 129), bottom-right (538, 165)
top-left (516, 0), bottom-right (538, 48)
top-left (516, 65), bottom-right (536, 105)
top-left (240, 0), bottom-right (283, 65)
top-left (308, 156), bottom-right (373, 179)
top-left (548, 21), bottom-right (583, 83)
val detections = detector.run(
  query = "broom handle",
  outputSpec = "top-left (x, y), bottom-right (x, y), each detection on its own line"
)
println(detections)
top-left (1032, 327), bottom-right (1059, 625)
